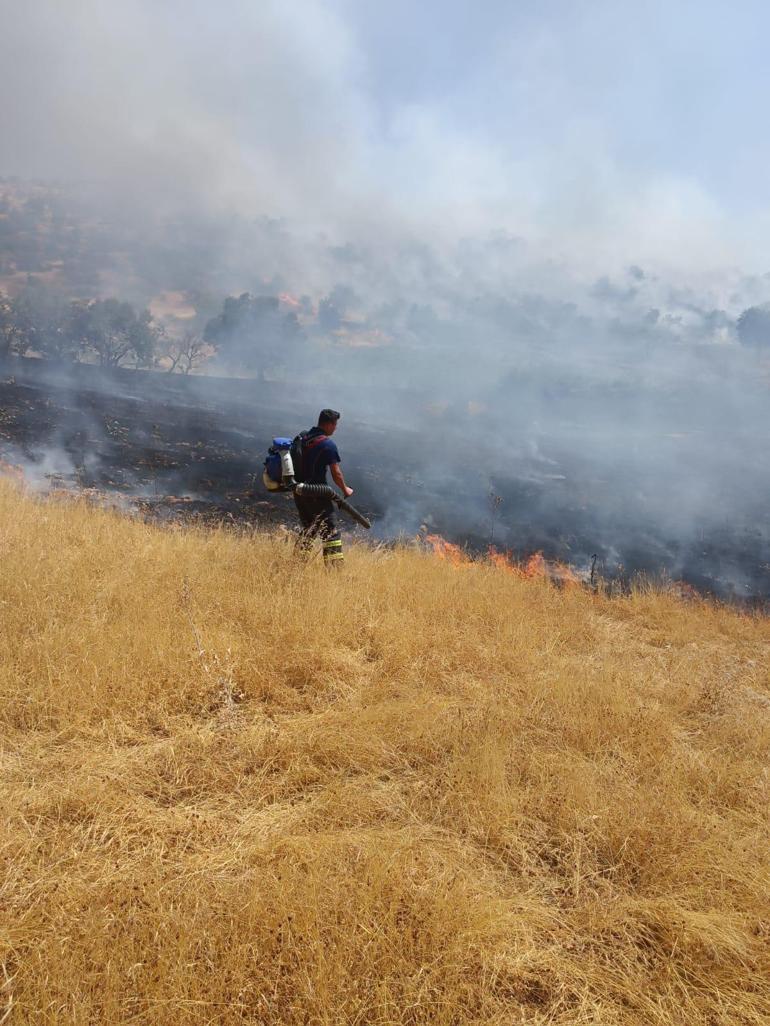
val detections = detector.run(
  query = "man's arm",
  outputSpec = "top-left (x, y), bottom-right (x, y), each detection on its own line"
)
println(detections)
top-left (330, 463), bottom-right (353, 497)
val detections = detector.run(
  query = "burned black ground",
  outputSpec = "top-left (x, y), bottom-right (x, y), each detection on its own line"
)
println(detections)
top-left (0, 356), bottom-right (768, 603)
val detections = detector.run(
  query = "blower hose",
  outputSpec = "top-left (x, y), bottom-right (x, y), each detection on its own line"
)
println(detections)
top-left (294, 482), bottom-right (371, 530)
top-left (293, 482), bottom-right (335, 499)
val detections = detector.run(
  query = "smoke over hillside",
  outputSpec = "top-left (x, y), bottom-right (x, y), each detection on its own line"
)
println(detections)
top-left (1, 1), bottom-right (770, 597)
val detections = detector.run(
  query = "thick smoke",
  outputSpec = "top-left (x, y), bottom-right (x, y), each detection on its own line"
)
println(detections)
top-left (5, 0), bottom-right (770, 265)
top-left (299, 247), bottom-right (770, 598)
top-left (1, 1), bottom-right (770, 597)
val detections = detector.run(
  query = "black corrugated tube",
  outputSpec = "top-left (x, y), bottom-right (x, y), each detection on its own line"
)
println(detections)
top-left (294, 482), bottom-right (372, 530)
top-left (294, 482), bottom-right (335, 499)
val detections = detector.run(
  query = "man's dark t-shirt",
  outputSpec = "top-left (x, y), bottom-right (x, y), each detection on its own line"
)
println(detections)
top-left (300, 427), bottom-right (341, 484)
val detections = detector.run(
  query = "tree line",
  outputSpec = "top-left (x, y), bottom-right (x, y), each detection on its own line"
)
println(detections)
top-left (0, 284), bottom-right (165, 368)
top-left (5, 277), bottom-right (767, 378)
top-left (0, 282), bottom-right (303, 375)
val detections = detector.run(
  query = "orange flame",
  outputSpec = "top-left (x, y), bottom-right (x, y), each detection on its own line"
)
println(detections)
top-left (550, 561), bottom-right (580, 587)
top-left (424, 534), bottom-right (473, 568)
top-left (512, 549), bottom-right (579, 586)
top-left (425, 534), bottom-right (579, 586)
top-left (521, 552), bottom-right (548, 579)
top-left (487, 547), bottom-right (514, 573)
top-left (487, 546), bottom-right (551, 579)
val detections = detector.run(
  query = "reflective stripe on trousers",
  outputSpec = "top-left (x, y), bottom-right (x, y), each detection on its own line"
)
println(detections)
top-left (322, 537), bottom-right (344, 563)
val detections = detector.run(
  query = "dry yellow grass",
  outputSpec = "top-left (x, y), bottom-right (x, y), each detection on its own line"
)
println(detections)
top-left (0, 479), bottom-right (768, 1025)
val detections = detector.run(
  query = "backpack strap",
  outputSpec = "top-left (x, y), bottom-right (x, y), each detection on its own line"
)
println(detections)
top-left (303, 434), bottom-right (328, 450)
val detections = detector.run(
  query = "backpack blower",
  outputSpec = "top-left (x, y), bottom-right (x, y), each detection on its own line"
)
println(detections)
top-left (263, 437), bottom-right (371, 530)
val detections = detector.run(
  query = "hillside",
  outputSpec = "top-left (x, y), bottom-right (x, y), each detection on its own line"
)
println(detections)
top-left (1, 480), bottom-right (769, 1025)
top-left (1, 356), bottom-right (769, 602)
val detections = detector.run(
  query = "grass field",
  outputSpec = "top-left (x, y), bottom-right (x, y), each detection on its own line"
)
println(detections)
top-left (0, 479), bottom-right (768, 1024)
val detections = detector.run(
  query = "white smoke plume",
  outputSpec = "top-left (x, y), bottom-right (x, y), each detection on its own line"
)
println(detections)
top-left (2, 0), bottom-right (770, 596)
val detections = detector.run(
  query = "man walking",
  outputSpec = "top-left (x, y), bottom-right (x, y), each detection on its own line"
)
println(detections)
top-left (293, 408), bottom-right (353, 566)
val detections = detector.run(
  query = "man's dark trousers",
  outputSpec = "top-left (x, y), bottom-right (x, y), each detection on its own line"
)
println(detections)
top-left (293, 492), bottom-right (344, 564)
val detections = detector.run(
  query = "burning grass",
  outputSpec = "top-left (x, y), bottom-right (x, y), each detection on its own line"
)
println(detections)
top-left (0, 480), bottom-right (769, 1024)
top-left (425, 532), bottom-right (581, 585)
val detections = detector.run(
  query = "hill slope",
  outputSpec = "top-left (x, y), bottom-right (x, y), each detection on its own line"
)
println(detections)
top-left (1, 482), bottom-right (768, 1025)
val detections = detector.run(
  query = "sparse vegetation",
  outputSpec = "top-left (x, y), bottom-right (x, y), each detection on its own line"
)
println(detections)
top-left (737, 305), bottom-right (770, 352)
top-left (68, 297), bottom-right (159, 368)
top-left (0, 283), bottom-right (162, 368)
top-left (204, 292), bottom-right (302, 377)
top-left (158, 330), bottom-right (211, 375)
top-left (0, 479), bottom-right (768, 1024)
top-left (0, 276), bottom-right (303, 375)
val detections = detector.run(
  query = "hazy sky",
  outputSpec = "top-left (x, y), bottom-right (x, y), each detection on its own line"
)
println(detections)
top-left (2, 0), bottom-right (770, 270)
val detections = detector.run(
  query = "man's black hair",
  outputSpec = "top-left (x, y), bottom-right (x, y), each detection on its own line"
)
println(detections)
top-left (318, 408), bottom-right (340, 426)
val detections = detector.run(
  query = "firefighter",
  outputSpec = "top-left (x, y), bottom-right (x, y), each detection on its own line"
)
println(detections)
top-left (293, 408), bottom-right (353, 565)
